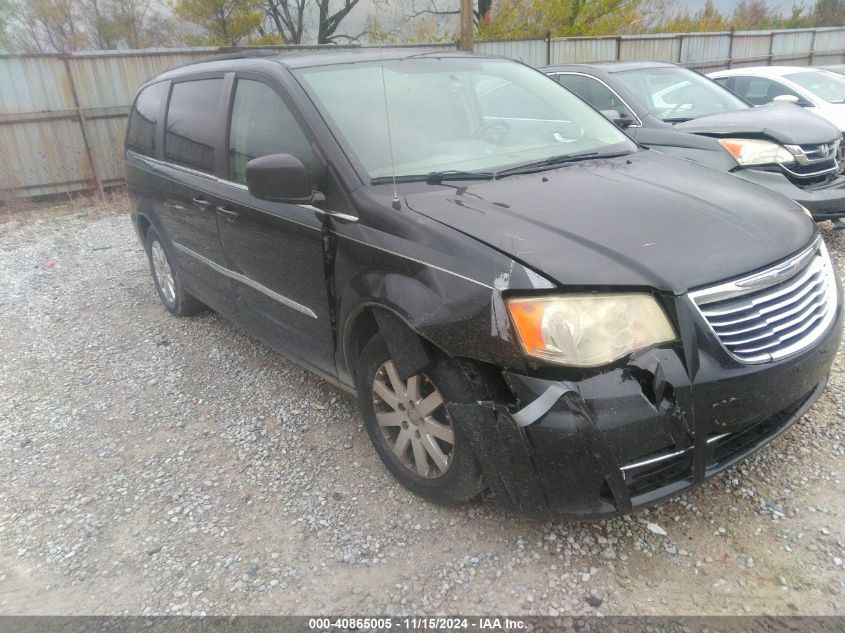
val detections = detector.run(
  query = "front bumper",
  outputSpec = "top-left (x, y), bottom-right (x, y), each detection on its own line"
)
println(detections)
top-left (736, 168), bottom-right (845, 221)
top-left (455, 291), bottom-right (842, 520)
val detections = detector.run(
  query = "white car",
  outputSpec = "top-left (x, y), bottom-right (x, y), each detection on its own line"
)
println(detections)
top-left (708, 66), bottom-right (845, 136)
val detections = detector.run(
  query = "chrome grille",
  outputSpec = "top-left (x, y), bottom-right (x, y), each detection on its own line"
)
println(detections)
top-left (783, 141), bottom-right (840, 179)
top-left (690, 238), bottom-right (838, 364)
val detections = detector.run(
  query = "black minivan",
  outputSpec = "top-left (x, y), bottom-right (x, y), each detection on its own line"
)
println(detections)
top-left (125, 50), bottom-right (842, 519)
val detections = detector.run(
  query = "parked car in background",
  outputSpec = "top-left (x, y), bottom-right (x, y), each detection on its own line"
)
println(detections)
top-left (542, 61), bottom-right (845, 222)
top-left (126, 50), bottom-right (842, 520)
top-left (709, 66), bottom-right (845, 142)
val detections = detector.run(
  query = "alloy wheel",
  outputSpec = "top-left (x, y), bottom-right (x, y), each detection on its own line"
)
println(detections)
top-left (371, 360), bottom-right (454, 478)
top-left (151, 240), bottom-right (176, 305)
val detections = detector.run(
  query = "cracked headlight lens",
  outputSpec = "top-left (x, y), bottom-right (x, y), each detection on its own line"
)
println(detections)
top-left (506, 293), bottom-right (677, 367)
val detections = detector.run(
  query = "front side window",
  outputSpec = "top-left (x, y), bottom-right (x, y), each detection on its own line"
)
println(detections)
top-left (726, 76), bottom-right (801, 106)
top-left (785, 70), bottom-right (845, 104)
top-left (614, 67), bottom-right (748, 122)
top-left (164, 78), bottom-right (223, 173)
top-left (555, 74), bottom-right (637, 122)
top-left (295, 58), bottom-right (635, 180)
top-left (127, 82), bottom-right (168, 156)
top-left (228, 79), bottom-right (313, 184)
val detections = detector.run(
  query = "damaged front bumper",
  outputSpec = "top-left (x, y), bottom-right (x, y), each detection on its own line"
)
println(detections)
top-left (736, 168), bottom-right (845, 221)
top-left (453, 296), bottom-right (843, 520)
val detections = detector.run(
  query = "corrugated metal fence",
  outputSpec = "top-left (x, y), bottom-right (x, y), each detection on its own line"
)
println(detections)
top-left (2, 28), bottom-right (845, 200)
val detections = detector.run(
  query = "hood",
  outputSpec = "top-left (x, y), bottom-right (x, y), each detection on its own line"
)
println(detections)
top-left (403, 150), bottom-right (814, 294)
top-left (674, 103), bottom-right (840, 145)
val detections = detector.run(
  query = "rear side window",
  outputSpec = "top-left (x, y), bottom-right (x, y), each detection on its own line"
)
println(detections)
top-left (227, 79), bottom-right (313, 184)
top-left (165, 79), bottom-right (223, 173)
top-left (127, 82), bottom-right (167, 156)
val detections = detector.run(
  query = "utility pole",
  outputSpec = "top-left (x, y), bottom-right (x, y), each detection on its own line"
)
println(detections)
top-left (460, 0), bottom-right (474, 52)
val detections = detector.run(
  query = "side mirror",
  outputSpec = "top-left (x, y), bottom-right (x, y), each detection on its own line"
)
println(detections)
top-left (772, 94), bottom-right (800, 104)
top-left (600, 109), bottom-right (632, 127)
top-left (246, 153), bottom-right (312, 203)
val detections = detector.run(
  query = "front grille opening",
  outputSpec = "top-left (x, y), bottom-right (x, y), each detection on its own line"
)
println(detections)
top-left (693, 244), bottom-right (835, 364)
top-left (622, 450), bottom-right (693, 498)
top-left (706, 387), bottom-right (815, 468)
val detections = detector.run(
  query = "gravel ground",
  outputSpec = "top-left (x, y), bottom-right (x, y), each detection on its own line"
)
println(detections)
top-left (0, 198), bottom-right (843, 617)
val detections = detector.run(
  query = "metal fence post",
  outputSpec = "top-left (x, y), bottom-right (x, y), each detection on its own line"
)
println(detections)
top-left (727, 28), bottom-right (735, 68)
top-left (677, 34), bottom-right (684, 63)
top-left (768, 30), bottom-right (775, 65)
top-left (809, 28), bottom-right (817, 66)
top-left (62, 55), bottom-right (103, 198)
top-left (546, 31), bottom-right (551, 66)
top-left (615, 36), bottom-right (622, 60)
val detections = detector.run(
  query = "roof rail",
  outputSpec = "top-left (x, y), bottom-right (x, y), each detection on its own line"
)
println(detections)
top-left (205, 48), bottom-right (281, 62)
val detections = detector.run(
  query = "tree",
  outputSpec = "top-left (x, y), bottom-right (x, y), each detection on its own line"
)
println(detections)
top-left (316, 0), bottom-right (365, 43)
top-left (0, 0), bottom-right (14, 50)
top-left (262, 0), bottom-right (306, 43)
top-left (732, 0), bottom-right (777, 29)
top-left (2, 0), bottom-right (88, 52)
top-left (172, 0), bottom-right (264, 45)
top-left (480, 0), bottom-right (645, 40)
top-left (813, 0), bottom-right (845, 24)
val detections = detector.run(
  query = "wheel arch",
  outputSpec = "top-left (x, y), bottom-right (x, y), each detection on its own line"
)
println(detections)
top-left (342, 301), bottom-right (439, 384)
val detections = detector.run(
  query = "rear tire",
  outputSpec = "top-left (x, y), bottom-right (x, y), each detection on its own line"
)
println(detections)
top-left (356, 333), bottom-right (486, 505)
top-left (144, 227), bottom-right (205, 317)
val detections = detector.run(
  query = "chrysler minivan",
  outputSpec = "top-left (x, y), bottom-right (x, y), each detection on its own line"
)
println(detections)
top-left (126, 50), bottom-right (842, 518)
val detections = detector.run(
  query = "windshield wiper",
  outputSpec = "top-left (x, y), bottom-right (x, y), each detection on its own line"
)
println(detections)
top-left (495, 151), bottom-right (627, 178)
top-left (663, 116), bottom-right (694, 123)
top-left (425, 170), bottom-right (495, 184)
top-left (371, 170), bottom-right (494, 185)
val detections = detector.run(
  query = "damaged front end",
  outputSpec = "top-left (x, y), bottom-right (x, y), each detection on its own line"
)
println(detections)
top-left (455, 288), bottom-right (841, 520)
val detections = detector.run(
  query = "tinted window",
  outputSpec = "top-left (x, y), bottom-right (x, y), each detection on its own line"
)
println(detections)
top-left (730, 76), bottom-right (801, 106)
top-left (556, 74), bottom-right (636, 121)
top-left (228, 79), bottom-right (312, 184)
top-left (165, 79), bottom-right (223, 173)
top-left (127, 82), bottom-right (167, 156)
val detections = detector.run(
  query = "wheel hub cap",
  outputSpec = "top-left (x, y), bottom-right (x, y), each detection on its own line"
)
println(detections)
top-left (371, 360), bottom-right (454, 479)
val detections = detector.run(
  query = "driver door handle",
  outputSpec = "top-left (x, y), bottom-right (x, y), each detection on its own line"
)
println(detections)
top-left (216, 205), bottom-right (239, 222)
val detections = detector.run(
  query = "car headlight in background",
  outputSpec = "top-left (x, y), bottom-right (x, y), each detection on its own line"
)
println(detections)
top-left (506, 293), bottom-right (677, 367)
top-left (718, 138), bottom-right (795, 166)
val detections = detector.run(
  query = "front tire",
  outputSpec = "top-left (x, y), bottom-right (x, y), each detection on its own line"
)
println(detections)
top-left (144, 227), bottom-right (204, 316)
top-left (356, 334), bottom-right (486, 505)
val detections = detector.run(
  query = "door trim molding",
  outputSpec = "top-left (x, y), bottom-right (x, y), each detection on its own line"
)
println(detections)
top-left (172, 242), bottom-right (318, 319)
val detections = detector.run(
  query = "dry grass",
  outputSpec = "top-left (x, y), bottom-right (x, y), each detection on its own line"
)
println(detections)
top-left (0, 187), bottom-right (130, 226)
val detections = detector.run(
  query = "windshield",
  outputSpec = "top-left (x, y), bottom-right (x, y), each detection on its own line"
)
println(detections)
top-left (785, 69), bottom-right (845, 103)
top-left (294, 57), bottom-right (635, 179)
top-left (614, 66), bottom-right (748, 121)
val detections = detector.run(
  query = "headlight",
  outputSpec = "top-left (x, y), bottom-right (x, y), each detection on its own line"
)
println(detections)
top-left (506, 293), bottom-right (677, 367)
top-left (718, 138), bottom-right (795, 166)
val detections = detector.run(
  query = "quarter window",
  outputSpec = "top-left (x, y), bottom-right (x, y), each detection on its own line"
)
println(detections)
top-left (228, 79), bottom-right (312, 184)
top-left (164, 78), bottom-right (223, 173)
top-left (127, 82), bottom-right (167, 156)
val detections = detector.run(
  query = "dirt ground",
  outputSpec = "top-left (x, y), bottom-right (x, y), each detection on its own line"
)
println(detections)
top-left (0, 197), bottom-right (843, 617)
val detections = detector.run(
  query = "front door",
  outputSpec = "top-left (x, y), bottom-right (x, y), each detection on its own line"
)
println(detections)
top-left (216, 76), bottom-right (335, 375)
